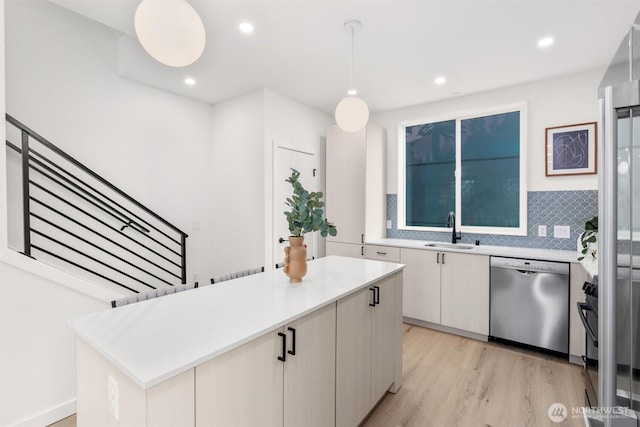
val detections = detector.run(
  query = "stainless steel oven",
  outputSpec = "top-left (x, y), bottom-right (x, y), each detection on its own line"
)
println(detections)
top-left (578, 279), bottom-right (599, 408)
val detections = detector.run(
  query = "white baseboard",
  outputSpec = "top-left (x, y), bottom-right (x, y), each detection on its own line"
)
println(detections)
top-left (7, 399), bottom-right (75, 427)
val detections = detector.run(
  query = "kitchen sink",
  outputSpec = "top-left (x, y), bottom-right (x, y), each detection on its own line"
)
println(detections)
top-left (424, 242), bottom-right (476, 250)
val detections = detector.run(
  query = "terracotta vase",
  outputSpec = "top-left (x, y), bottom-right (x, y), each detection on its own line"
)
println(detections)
top-left (284, 236), bottom-right (307, 283)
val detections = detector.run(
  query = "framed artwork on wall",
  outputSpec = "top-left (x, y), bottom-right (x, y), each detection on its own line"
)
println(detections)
top-left (545, 122), bottom-right (597, 176)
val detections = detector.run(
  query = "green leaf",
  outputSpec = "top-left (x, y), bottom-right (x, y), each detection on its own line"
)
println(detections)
top-left (283, 168), bottom-right (337, 240)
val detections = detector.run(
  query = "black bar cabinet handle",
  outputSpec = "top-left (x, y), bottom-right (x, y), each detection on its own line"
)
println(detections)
top-left (442, 252), bottom-right (445, 264)
top-left (278, 332), bottom-right (286, 362)
top-left (369, 288), bottom-right (376, 306)
top-left (376, 251), bottom-right (387, 255)
top-left (287, 327), bottom-right (296, 356)
top-left (436, 252), bottom-right (440, 264)
top-left (374, 286), bottom-right (380, 305)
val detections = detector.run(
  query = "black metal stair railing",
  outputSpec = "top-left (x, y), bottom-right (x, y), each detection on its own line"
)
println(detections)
top-left (5, 114), bottom-right (188, 293)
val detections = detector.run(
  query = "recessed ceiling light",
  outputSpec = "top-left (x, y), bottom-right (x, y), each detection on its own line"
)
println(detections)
top-left (435, 76), bottom-right (446, 85)
top-left (537, 37), bottom-right (554, 48)
top-left (184, 77), bottom-right (196, 86)
top-left (239, 22), bottom-right (254, 34)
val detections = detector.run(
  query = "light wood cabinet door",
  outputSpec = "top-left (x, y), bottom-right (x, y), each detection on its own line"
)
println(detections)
top-left (195, 331), bottom-right (284, 427)
top-left (326, 241), bottom-right (364, 258)
top-left (336, 286), bottom-right (373, 427)
top-left (284, 303), bottom-right (336, 427)
top-left (371, 275), bottom-right (397, 404)
top-left (326, 125), bottom-right (366, 244)
top-left (440, 252), bottom-right (490, 335)
top-left (400, 248), bottom-right (441, 323)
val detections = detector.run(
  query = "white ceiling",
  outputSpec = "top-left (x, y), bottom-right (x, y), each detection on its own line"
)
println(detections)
top-left (51, 0), bottom-right (640, 114)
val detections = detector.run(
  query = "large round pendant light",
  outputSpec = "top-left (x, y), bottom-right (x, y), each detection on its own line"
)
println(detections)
top-left (335, 96), bottom-right (369, 133)
top-left (334, 20), bottom-right (369, 133)
top-left (135, 0), bottom-right (206, 68)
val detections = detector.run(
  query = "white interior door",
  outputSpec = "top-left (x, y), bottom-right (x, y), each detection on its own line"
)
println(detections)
top-left (273, 146), bottom-right (317, 267)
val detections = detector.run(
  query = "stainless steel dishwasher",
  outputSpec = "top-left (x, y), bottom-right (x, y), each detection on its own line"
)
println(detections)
top-left (490, 256), bottom-right (570, 356)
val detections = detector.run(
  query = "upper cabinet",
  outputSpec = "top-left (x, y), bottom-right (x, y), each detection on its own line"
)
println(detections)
top-left (326, 123), bottom-right (387, 256)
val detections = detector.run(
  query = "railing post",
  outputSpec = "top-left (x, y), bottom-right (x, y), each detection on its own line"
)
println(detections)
top-left (180, 234), bottom-right (187, 284)
top-left (21, 130), bottom-right (31, 257)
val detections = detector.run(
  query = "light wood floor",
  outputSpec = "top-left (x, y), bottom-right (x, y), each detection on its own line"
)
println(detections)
top-left (364, 323), bottom-right (586, 427)
top-left (50, 324), bottom-right (585, 427)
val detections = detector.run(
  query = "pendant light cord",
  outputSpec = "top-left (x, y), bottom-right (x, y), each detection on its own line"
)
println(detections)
top-left (350, 26), bottom-right (355, 93)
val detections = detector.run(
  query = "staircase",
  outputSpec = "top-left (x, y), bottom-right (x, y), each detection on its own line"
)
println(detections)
top-left (5, 114), bottom-right (188, 295)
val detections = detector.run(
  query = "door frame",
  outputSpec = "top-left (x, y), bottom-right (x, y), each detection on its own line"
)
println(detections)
top-left (264, 138), bottom-right (325, 271)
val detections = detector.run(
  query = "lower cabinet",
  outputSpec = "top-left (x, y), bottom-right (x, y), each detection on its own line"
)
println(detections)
top-left (195, 328), bottom-right (283, 427)
top-left (400, 248), bottom-right (440, 323)
top-left (439, 252), bottom-right (489, 335)
top-left (336, 274), bottom-right (397, 427)
top-left (196, 303), bottom-right (336, 427)
top-left (400, 248), bottom-right (489, 336)
top-left (283, 303), bottom-right (336, 427)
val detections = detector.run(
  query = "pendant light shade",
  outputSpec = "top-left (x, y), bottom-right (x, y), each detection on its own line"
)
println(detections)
top-left (335, 96), bottom-right (369, 133)
top-left (135, 0), bottom-right (206, 68)
top-left (335, 20), bottom-right (369, 133)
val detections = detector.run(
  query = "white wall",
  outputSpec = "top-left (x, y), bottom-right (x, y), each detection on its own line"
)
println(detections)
top-left (209, 89), bottom-right (265, 275)
top-left (373, 69), bottom-right (602, 194)
top-left (5, 0), bottom-right (216, 284)
top-left (0, 264), bottom-right (109, 427)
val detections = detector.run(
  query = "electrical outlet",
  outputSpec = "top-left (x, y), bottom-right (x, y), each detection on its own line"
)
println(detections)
top-left (538, 225), bottom-right (547, 237)
top-left (107, 375), bottom-right (119, 420)
top-left (386, 220), bottom-right (392, 229)
top-left (554, 225), bottom-right (571, 239)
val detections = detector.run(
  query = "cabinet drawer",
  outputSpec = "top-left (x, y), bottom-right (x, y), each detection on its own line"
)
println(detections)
top-left (365, 245), bottom-right (400, 262)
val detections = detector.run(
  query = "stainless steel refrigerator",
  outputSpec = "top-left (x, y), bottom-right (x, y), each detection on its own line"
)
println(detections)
top-left (598, 11), bottom-right (640, 427)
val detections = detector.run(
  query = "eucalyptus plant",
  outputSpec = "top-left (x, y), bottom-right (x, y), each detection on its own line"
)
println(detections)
top-left (578, 215), bottom-right (598, 261)
top-left (284, 168), bottom-right (337, 238)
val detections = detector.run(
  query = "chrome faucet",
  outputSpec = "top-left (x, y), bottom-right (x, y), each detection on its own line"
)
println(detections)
top-left (446, 211), bottom-right (462, 244)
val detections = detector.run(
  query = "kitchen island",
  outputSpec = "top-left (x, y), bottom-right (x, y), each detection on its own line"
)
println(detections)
top-left (69, 255), bottom-right (404, 427)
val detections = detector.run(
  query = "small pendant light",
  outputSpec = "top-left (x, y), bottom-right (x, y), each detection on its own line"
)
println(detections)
top-left (335, 20), bottom-right (370, 133)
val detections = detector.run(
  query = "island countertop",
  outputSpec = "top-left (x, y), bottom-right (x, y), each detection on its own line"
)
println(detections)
top-left (69, 256), bottom-right (404, 389)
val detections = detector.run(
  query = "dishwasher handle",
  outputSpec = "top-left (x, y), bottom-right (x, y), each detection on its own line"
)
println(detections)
top-left (577, 302), bottom-right (598, 347)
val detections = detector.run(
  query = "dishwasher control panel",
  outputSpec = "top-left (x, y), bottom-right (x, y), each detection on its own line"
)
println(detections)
top-left (490, 256), bottom-right (570, 275)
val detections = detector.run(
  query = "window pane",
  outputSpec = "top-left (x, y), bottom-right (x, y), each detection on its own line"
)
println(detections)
top-left (461, 111), bottom-right (520, 228)
top-left (405, 120), bottom-right (455, 227)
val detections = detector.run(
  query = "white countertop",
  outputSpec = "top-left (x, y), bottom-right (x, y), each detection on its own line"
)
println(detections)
top-left (367, 238), bottom-right (580, 263)
top-left (68, 256), bottom-right (404, 389)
